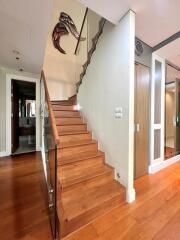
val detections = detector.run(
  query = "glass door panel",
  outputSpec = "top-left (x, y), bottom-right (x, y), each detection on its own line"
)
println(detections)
top-left (175, 79), bottom-right (180, 154)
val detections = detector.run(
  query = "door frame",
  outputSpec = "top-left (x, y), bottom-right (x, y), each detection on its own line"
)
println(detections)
top-left (150, 53), bottom-right (165, 167)
top-left (6, 74), bottom-right (40, 155)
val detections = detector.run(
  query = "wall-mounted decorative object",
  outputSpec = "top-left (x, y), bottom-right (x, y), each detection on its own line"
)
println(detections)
top-left (135, 39), bottom-right (143, 56)
top-left (52, 12), bottom-right (85, 54)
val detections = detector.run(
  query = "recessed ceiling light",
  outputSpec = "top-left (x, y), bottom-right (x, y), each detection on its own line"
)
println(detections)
top-left (13, 50), bottom-right (20, 55)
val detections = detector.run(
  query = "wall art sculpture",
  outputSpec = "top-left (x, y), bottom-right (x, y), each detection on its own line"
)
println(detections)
top-left (52, 12), bottom-right (85, 54)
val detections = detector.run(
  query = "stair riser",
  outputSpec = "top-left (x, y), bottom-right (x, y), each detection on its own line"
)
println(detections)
top-left (58, 153), bottom-right (104, 166)
top-left (61, 171), bottom-right (114, 192)
top-left (54, 111), bottom-right (80, 117)
top-left (59, 133), bottom-right (92, 143)
top-left (60, 193), bottom-right (125, 237)
top-left (61, 155), bottom-right (105, 170)
top-left (52, 105), bottom-right (76, 111)
top-left (56, 117), bottom-right (83, 125)
top-left (58, 143), bottom-right (98, 159)
top-left (57, 124), bottom-right (87, 133)
top-left (52, 101), bottom-right (72, 106)
top-left (51, 100), bottom-right (69, 105)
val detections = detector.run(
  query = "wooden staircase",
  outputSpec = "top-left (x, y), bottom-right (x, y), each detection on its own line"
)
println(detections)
top-left (51, 96), bottom-right (125, 238)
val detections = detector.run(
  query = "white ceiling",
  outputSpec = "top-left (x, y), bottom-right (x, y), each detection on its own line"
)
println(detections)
top-left (156, 38), bottom-right (180, 67)
top-left (79, 0), bottom-right (180, 47)
top-left (0, 0), bottom-right (53, 74)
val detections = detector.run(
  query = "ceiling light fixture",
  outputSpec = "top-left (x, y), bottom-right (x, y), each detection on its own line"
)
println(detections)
top-left (13, 50), bottom-right (20, 55)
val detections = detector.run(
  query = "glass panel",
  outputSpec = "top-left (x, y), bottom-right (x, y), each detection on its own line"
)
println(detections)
top-left (154, 129), bottom-right (161, 159)
top-left (175, 79), bottom-right (180, 155)
top-left (154, 60), bottom-right (162, 124)
top-left (75, 9), bottom-right (103, 86)
top-left (75, 14), bottom-right (88, 83)
top-left (165, 83), bottom-right (175, 159)
top-left (40, 75), bottom-right (58, 239)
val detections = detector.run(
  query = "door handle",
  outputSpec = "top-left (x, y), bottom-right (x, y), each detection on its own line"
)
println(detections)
top-left (136, 123), bottom-right (140, 132)
top-left (173, 116), bottom-right (176, 126)
top-left (177, 116), bottom-right (179, 124)
top-left (134, 123), bottom-right (140, 132)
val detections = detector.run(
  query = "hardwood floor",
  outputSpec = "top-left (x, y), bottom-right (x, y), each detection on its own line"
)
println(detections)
top-left (0, 152), bottom-right (52, 240)
top-left (0, 152), bottom-right (180, 240)
top-left (63, 161), bottom-right (180, 240)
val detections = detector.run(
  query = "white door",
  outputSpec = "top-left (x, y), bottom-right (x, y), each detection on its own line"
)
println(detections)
top-left (150, 53), bottom-right (165, 168)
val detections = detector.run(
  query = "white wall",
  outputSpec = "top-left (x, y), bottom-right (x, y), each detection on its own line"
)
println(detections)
top-left (47, 79), bottom-right (76, 100)
top-left (77, 11), bottom-right (135, 202)
top-left (43, 0), bottom-right (86, 100)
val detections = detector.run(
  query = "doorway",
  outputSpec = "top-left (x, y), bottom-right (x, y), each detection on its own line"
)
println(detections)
top-left (165, 79), bottom-right (180, 159)
top-left (11, 80), bottom-right (36, 154)
top-left (134, 63), bottom-right (150, 179)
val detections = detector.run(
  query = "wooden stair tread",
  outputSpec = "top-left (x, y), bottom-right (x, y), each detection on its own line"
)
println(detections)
top-left (58, 150), bottom-right (104, 164)
top-left (58, 164), bottom-right (112, 189)
top-left (56, 123), bottom-right (85, 126)
top-left (53, 109), bottom-right (79, 112)
top-left (55, 117), bottom-right (83, 125)
top-left (55, 116), bottom-right (81, 119)
top-left (61, 180), bottom-right (125, 221)
top-left (58, 131), bottom-right (90, 136)
top-left (58, 140), bottom-right (97, 149)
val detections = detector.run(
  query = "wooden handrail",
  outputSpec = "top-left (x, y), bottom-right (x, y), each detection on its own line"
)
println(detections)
top-left (41, 71), bottom-right (60, 145)
top-left (74, 8), bottom-right (88, 55)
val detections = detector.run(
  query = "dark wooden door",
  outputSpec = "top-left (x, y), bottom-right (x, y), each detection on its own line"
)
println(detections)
top-left (134, 63), bottom-right (150, 179)
top-left (11, 80), bottom-right (19, 153)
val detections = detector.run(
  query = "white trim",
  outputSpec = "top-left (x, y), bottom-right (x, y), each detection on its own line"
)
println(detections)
top-left (150, 53), bottom-right (165, 165)
top-left (154, 124), bottom-right (162, 129)
top-left (6, 74), bottom-right (40, 155)
top-left (126, 187), bottom-right (136, 203)
top-left (0, 151), bottom-right (9, 157)
top-left (127, 10), bottom-right (136, 202)
top-left (149, 154), bottom-right (180, 174)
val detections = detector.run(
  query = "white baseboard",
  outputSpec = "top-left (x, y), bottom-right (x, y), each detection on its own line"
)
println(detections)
top-left (126, 188), bottom-right (136, 203)
top-left (149, 154), bottom-right (180, 174)
top-left (0, 151), bottom-right (9, 157)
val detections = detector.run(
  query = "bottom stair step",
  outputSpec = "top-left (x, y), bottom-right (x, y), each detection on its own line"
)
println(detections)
top-left (59, 180), bottom-right (125, 237)
top-left (58, 163), bottom-right (113, 190)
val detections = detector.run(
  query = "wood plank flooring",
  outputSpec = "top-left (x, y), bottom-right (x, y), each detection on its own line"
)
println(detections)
top-left (0, 152), bottom-right (52, 240)
top-left (63, 161), bottom-right (180, 240)
top-left (0, 152), bottom-right (180, 240)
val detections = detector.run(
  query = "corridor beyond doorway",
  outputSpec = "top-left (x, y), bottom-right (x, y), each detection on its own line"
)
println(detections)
top-left (11, 80), bottom-right (36, 154)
